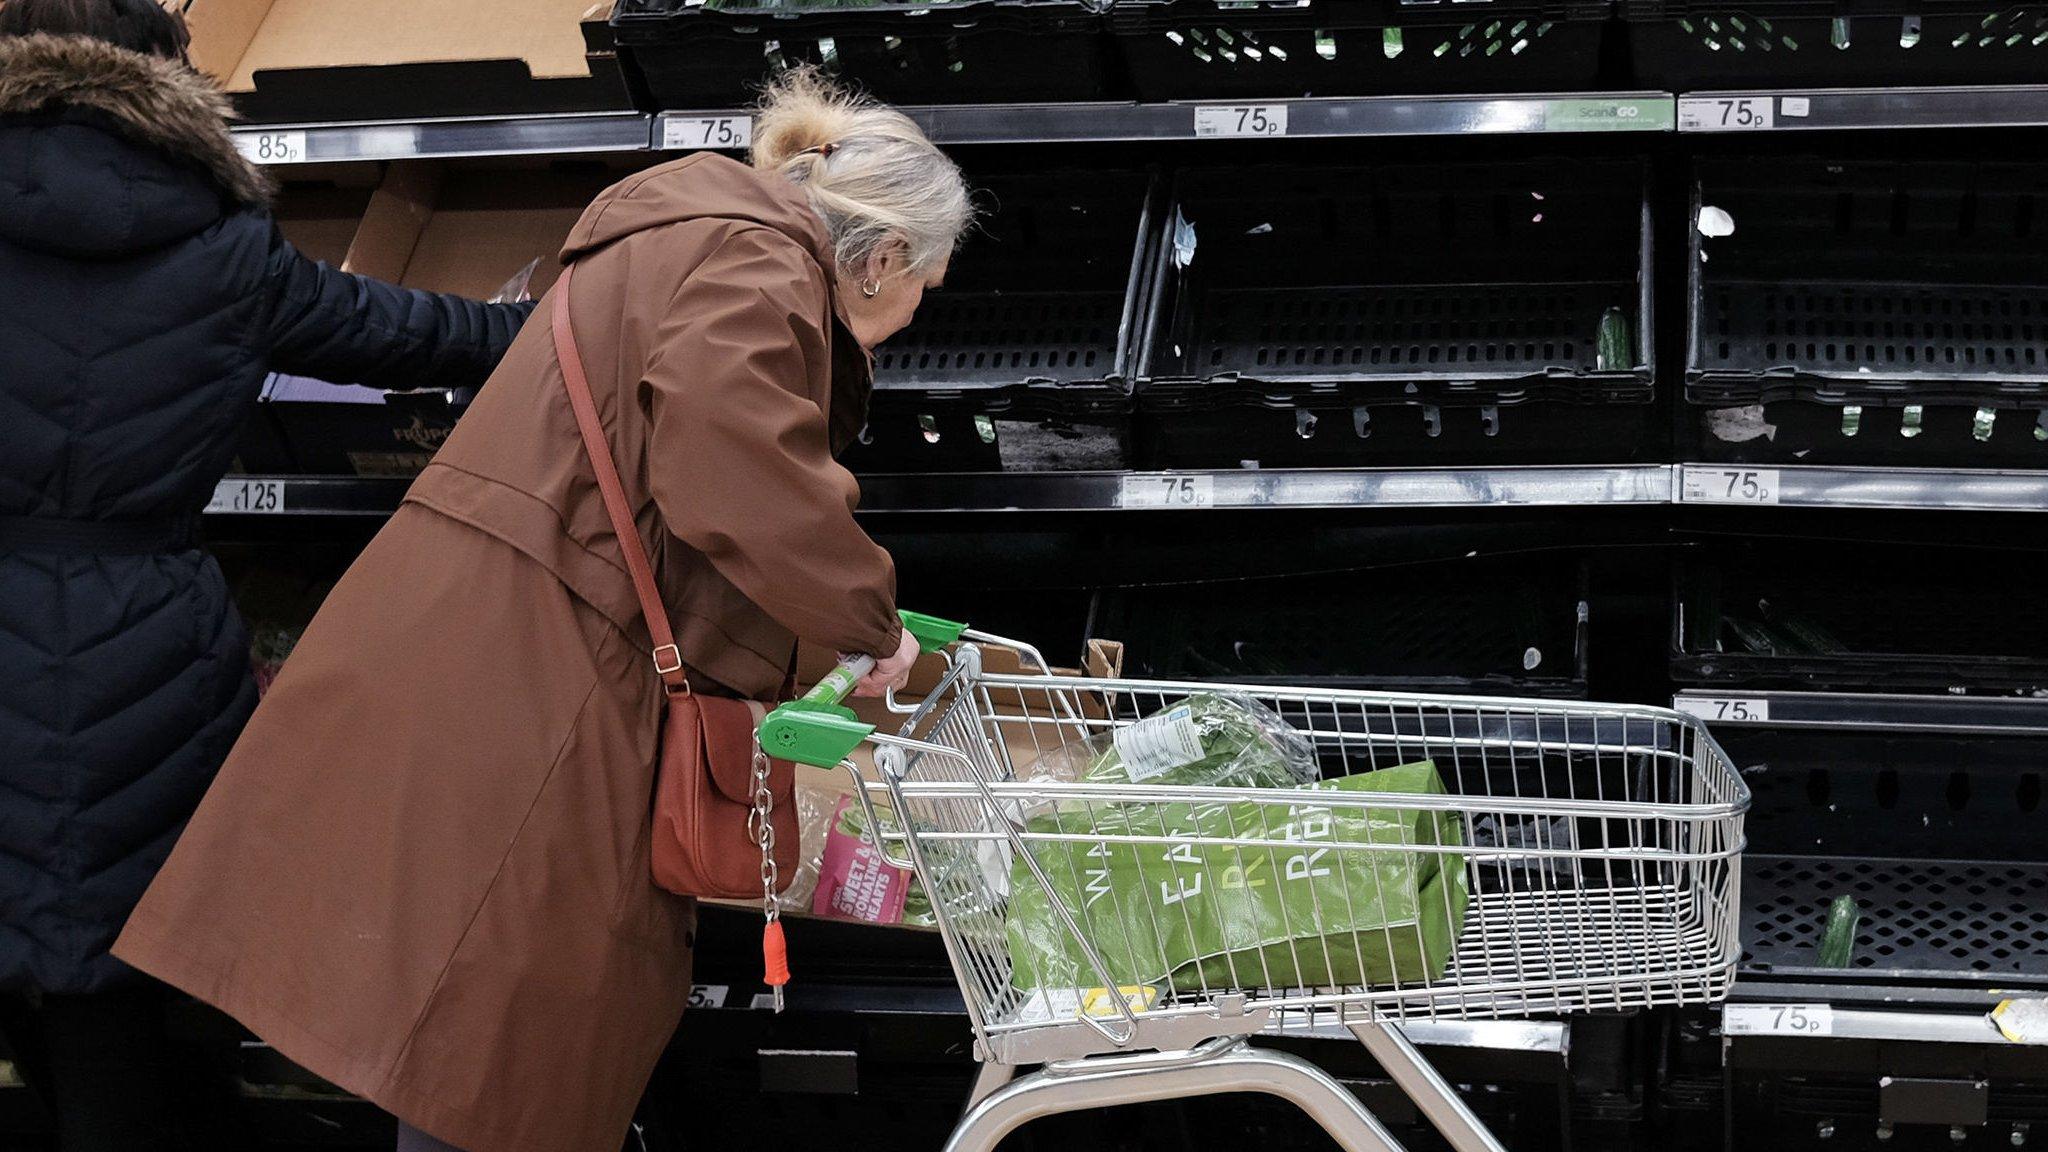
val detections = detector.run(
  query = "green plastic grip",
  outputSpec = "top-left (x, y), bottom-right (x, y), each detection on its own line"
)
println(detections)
top-left (756, 610), bottom-right (967, 769)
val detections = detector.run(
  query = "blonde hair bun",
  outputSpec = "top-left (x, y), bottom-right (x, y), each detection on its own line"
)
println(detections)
top-left (752, 68), bottom-right (972, 277)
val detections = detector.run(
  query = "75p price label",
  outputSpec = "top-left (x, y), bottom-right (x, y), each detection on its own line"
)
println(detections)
top-left (1679, 96), bottom-right (1776, 132)
top-left (206, 478), bottom-right (287, 515)
top-left (1120, 474), bottom-right (1216, 509)
top-left (235, 130), bottom-right (307, 164)
top-left (1673, 696), bottom-right (1771, 725)
top-left (1682, 466), bottom-right (1781, 505)
top-left (1194, 104), bottom-right (1289, 138)
top-left (662, 115), bottom-right (753, 151)
top-left (1723, 1003), bottom-right (1833, 1037)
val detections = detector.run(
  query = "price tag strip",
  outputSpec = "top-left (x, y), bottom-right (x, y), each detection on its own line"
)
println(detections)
top-left (662, 115), bottom-right (754, 152)
top-left (1119, 474), bottom-right (1216, 509)
top-left (1724, 1003), bottom-right (1834, 1037)
top-left (686, 984), bottom-right (730, 1010)
top-left (1680, 466), bottom-right (1782, 506)
top-left (235, 130), bottom-right (309, 165)
top-left (1194, 104), bottom-right (1289, 138)
top-left (206, 478), bottom-right (288, 515)
top-left (1678, 96), bottom-right (1776, 132)
top-left (1673, 696), bottom-right (1771, 725)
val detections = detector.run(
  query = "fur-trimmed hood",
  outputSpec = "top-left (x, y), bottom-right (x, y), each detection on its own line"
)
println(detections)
top-left (0, 32), bottom-right (272, 206)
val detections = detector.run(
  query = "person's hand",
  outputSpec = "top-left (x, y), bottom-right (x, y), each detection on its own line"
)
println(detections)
top-left (854, 629), bottom-right (919, 698)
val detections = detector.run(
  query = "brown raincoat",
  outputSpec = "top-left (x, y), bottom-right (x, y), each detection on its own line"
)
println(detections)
top-left (114, 153), bottom-right (905, 1152)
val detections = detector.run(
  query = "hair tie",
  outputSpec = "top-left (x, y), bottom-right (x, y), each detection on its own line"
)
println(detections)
top-left (799, 142), bottom-right (839, 159)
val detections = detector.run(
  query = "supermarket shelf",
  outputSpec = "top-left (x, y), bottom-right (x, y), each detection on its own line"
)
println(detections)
top-left (1678, 86), bottom-right (2048, 134)
top-left (856, 465), bottom-right (1675, 512)
top-left (1677, 464), bottom-right (2048, 513)
top-left (1673, 691), bottom-right (2048, 735)
top-left (208, 467), bottom-right (1676, 518)
top-left (880, 93), bottom-right (1675, 143)
top-left (230, 111), bottom-right (654, 165)
top-left (1719, 1004), bottom-right (2011, 1047)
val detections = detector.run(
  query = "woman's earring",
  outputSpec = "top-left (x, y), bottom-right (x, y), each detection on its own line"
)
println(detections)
top-left (861, 279), bottom-right (880, 299)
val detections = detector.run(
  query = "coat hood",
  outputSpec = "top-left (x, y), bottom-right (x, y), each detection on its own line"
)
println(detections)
top-left (0, 33), bottom-right (273, 256)
top-left (565, 153), bottom-right (874, 452)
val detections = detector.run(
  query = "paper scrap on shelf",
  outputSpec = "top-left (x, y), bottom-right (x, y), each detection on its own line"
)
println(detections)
top-left (1994, 997), bottom-right (2048, 1044)
top-left (1707, 404), bottom-right (1777, 444)
top-left (1782, 96), bottom-right (1812, 118)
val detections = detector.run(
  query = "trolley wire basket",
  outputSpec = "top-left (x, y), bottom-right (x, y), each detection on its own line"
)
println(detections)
top-left (761, 620), bottom-right (1746, 1152)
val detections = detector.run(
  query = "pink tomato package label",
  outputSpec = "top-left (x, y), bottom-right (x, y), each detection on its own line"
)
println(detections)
top-left (813, 795), bottom-right (911, 925)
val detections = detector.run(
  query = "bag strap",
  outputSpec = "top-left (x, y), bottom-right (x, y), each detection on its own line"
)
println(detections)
top-left (550, 264), bottom-right (690, 696)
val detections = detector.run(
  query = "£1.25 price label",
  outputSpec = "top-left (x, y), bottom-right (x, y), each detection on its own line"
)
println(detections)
top-left (1678, 96), bottom-right (1775, 132)
top-left (1193, 104), bottom-right (1289, 138)
top-left (1682, 466), bottom-right (1782, 505)
top-left (206, 478), bottom-right (287, 515)
top-left (1120, 474), bottom-right (1216, 509)
top-left (1673, 696), bottom-right (1771, 724)
top-left (1723, 1003), bottom-right (1833, 1037)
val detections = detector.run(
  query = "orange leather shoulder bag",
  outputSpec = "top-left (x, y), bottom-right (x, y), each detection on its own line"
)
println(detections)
top-left (549, 264), bottom-right (799, 903)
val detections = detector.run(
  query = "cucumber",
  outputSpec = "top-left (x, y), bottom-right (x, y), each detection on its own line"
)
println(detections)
top-left (1817, 896), bottom-right (1860, 968)
top-left (1595, 306), bottom-right (1633, 372)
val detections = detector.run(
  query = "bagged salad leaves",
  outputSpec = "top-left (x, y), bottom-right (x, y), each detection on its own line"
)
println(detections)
top-left (1006, 760), bottom-right (1468, 999)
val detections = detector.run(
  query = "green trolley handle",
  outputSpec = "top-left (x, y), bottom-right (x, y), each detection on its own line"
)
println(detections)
top-left (757, 610), bottom-right (965, 768)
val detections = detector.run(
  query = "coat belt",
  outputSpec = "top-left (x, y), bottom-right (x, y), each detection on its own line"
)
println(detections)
top-left (0, 513), bottom-right (198, 556)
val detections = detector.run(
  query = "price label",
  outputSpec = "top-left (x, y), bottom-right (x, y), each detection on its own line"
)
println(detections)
top-left (236, 130), bottom-right (308, 164)
top-left (1120, 474), bottom-right (1216, 509)
top-left (206, 478), bottom-right (287, 515)
top-left (1193, 104), bottom-right (1289, 138)
top-left (1678, 96), bottom-right (1776, 132)
top-left (662, 115), bottom-right (753, 151)
top-left (1682, 467), bottom-right (1782, 505)
top-left (1674, 697), bottom-right (1771, 724)
top-left (1724, 1003), bottom-right (1834, 1037)
top-left (686, 984), bottom-right (730, 1009)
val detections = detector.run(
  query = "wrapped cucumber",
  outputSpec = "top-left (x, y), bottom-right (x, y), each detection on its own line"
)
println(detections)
top-left (1818, 896), bottom-right (1860, 968)
top-left (1595, 307), bottom-right (1633, 372)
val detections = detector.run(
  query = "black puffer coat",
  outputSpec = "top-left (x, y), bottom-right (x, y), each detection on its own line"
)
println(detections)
top-left (0, 33), bottom-right (532, 995)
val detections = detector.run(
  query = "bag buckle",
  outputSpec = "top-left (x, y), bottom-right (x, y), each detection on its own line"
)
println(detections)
top-left (653, 644), bottom-right (684, 676)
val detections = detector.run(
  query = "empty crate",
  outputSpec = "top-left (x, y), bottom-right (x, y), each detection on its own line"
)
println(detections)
top-left (843, 169), bottom-right (1158, 473)
top-left (1108, 0), bottom-right (1614, 100)
top-left (1092, 554), bottom-right (1591, 696)
top-left (1134, 159), bottom-right (1657, 468)
top-left (1672, 539), bottom-right (2048, 695)
top-left (1625, 1), bottom-right (2048, 90)
top-left (610, 0), bottom-right (1113, 109)
top-left (1689, 158), bottom-right (2048, 467)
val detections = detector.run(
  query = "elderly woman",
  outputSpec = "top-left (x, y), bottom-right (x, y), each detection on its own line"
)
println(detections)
top-left (0, 1), bottom-right (529, 1147)
top-left (114, 70), bottom-right (972, 1152)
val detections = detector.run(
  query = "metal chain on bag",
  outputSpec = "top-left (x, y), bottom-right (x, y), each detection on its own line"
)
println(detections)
top-left (748, 736), bottom-right (788, 1012)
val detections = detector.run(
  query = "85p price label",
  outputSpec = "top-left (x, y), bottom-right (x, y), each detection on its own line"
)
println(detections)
top-left (1682, 467), bottom-right (1781, 505)
top-left (1194, 104), bottom-right (1289, 138)
top-left (1723, 1003), bottom-right (1833, 1037)
top-left (235, 130), bottom-right (307, 164)
top-left (1120, 474), bottom-right (1216, 509)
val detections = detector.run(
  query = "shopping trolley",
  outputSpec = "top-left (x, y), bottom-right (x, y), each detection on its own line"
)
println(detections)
top-left (758, 614), bottom-right (1748, 1152)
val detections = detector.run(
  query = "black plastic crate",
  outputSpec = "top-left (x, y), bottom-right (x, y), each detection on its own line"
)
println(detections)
top-left (1624, 2), bottom-right (2048, 90)
top-left (843, 168), bottom-right (1158, 473)
top-left (1689, 158), bottom-right (2048, 467)
top-left (1108, 0), bottom-right (1613, 100)
top-left (1671, 539), bottom-right (2048, 695)
top-left (1135, 159), bottom-right (1657, 467)
top-left (610, 0), bottom-right (1114, 108)
top-left (1091, 554), bottom-right (1591, 696)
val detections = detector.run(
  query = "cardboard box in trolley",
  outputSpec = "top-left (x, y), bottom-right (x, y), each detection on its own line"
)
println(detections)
top-left (710, 637), bottom-right (1125, 931)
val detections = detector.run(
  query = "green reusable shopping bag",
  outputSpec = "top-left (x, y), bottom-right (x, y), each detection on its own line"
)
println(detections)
top-left (1006, 760), bottom-right (1469, 999)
